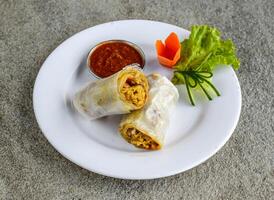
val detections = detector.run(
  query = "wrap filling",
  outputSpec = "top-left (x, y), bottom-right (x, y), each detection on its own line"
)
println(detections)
top-left (118, 69), bottom-right (148, 109)
top-left (120, 125), bottom-right (160, 150)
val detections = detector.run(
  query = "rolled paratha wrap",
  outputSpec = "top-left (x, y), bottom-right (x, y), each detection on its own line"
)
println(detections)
top-left (119, 73), bottom-right (179, 150)
top-left (73, 66), bottom-right (149, 120)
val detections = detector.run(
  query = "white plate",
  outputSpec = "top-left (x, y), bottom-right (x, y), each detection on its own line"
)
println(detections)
top-left (33, 20), bottom-right (241, 179)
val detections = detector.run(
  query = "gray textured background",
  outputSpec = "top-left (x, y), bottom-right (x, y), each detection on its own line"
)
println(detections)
top-left (1, 0), bottom-right (273, 199)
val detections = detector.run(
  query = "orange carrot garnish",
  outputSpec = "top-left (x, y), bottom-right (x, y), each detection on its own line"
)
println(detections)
top-left (155, 32), bottom-right (181, 68)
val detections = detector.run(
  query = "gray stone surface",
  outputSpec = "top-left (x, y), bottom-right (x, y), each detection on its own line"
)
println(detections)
top-left (0, 0), bottom-right (273, 199)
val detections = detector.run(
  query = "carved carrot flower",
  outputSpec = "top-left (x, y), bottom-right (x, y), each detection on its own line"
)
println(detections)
top-left (155, 32), bottom-right (181, 68)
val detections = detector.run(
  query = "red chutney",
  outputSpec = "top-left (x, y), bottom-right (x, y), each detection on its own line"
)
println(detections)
top-left (89, 42), bottom-right (144, 78)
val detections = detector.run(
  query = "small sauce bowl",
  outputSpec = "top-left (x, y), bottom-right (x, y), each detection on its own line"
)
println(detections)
top-left (87, 40), bottom-right (145, 79)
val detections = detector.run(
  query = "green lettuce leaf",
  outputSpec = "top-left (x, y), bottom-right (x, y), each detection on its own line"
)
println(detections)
top-left (172, 25), bottom-right (240, 85)
top-left (171, 25), bottom-right (240, 105)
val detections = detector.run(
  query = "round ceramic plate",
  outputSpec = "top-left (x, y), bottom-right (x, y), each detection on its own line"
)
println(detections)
top-left (33, 20), bottom-right (241, 179)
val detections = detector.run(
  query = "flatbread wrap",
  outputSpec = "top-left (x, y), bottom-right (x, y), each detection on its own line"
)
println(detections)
top-left (119, 73), bottom-right (179, 150)
top-left (73, 66), bottom-right (149, 120)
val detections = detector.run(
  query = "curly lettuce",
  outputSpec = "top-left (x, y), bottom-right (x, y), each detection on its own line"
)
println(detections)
top-left (171, 25), bottom-right (240, 105)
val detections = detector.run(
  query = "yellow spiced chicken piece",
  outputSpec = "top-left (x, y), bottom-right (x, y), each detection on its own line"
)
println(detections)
top-left (120, 126), bottom-right (161, 150)
top-left (118, 69), bottom-right (148, 109)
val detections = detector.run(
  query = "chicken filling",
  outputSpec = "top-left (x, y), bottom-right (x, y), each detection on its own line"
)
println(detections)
top-left (120, 74), bottom-right (148, 108)
top-left (123, 128), bottom-right (160, 150)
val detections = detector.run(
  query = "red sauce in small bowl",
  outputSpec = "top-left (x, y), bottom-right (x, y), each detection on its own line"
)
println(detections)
top-left (88, 41), bottom-right (145, 78)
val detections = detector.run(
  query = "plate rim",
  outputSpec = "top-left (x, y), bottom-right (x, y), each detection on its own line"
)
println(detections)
top-left (33, 19), bottom-right (242, 180)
